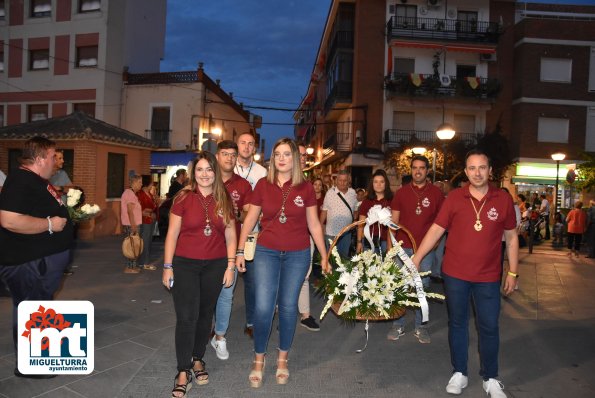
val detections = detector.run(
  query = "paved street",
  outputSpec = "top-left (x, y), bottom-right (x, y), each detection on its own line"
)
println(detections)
top-left (1, 236), bottom-right (594, 397)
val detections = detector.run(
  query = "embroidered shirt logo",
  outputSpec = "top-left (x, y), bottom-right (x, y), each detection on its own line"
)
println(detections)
top-left (422, 197), bottom-right (430, 208)
top-left (294, 196), bottom-right (304, 207)
top-left (231, 190), bottom-right (240, 202)
top-left (487, 207), bottom-right (499, 221)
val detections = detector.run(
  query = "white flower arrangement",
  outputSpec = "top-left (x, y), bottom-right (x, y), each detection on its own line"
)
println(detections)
top-left (66, 189), bottom-right (100, 223)
top-left (319, 243), bottom-right (445, 321)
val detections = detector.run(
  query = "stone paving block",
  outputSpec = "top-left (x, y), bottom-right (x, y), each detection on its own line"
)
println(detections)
top-left (93, 341), bottom-right (155, 373)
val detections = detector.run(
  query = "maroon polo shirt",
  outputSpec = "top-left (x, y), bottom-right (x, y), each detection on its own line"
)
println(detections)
top-left (435, 184), bottom-right (516, 282)
top-left (358, 198), bottom-right (391, 241)
top-left (171, 190), bottom-right (228, 260)
top-left (249, 179), bottom-right (316, 251)
top-left (391, 182), bottom-right (444, 249)
top-left (224, 173), bottom-right (252, 238)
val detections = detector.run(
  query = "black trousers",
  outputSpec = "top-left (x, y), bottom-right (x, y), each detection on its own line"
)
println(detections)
top-left (567, 233), bottom-right (583, 251)
top-left (171, 256), bottom-right (225, 371)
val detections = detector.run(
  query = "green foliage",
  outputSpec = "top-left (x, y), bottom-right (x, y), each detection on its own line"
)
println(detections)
top-left (576, 152), bottom-right (595, 191)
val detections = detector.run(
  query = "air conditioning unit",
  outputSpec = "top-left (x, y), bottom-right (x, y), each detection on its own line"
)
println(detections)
top-left (480, 53), bottom-right (497, 62)
top-left (428, 0), bottom-right (442, 7)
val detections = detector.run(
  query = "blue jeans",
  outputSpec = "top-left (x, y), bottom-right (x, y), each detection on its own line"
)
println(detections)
top-left (214, 268), bottom-right (237, 335)
top-left (325, 233), bottom-right (351, 259)
top-left (431, 233), bottom-right (447, 278)
top-left (393, 247), bottom-right (433, 329)
top-left (252, 245), bottom-right (310, 354)
top-left (138, 222), bottom-right (154, 265)
top-left (443, 273), bottom-right (501, 380)
top-left (243, 261), bottom-right (255, 327)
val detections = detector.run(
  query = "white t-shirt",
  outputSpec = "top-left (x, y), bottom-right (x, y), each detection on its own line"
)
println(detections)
top-left (322, 187), bottom-right (357, 236)
top-left (234, 159), bottom-right (267, 232)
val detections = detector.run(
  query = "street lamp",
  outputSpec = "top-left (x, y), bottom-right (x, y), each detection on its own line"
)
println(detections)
top-left (551, 152), bottom-right (566, 217)
top-left (411, 146), bottom-right (426, 155)
top-left (436, 122), bottom-right (455, 179)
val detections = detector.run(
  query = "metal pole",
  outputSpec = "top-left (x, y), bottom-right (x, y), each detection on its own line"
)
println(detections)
top-left (442, 142), bottom-right (448, 181)
top-left (554, 160), bottom-right (560, 216)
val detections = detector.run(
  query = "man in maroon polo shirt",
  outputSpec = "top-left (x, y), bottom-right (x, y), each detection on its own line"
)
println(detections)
top-left (412, 148), bottom-right (519, 398)
top-left (387, 155), bottom-right (444, 344)
top-left (210, 140), bottom-right (252, 360)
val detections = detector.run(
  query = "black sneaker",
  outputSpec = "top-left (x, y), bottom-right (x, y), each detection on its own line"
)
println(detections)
top-left (300, 316), bottom-right (320, 331)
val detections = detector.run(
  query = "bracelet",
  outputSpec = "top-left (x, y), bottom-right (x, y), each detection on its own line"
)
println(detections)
top-left (227, 266), bottom-right (236, 271)
top-left (228, 257), bottom-right (236, 261)
top-left (47, 216), bottom-right (53, 235)
top-left (236, 252), bottom-right (245, 257)
top-left (507, 271), bottom-right (519, 278)
top-left (163, 263), bottom-right (173, 269)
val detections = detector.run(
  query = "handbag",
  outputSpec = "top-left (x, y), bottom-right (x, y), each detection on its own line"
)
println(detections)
top-left (122, 233), bottom-right (144, 260)
top-left (244, 232), bottom-right (258, 261)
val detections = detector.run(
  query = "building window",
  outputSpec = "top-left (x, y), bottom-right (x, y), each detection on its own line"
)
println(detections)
top-left (394, 5), bottom-right (417, 29)
top-left (30, 49), bottom-right (50, 70)
top-left (0, 105), bottom-right (4, 127)
top-left (107, 153), bottom-right (125, 198)
top-left (538, 117), bottom-right (569, 143)
top-left (457, 11), bottom-right (478, 32)
top-left (31, 0), bottom-right (52, 18)
top-left (0, 51), bottom-right (4, 72)
top-left (150, 106), bottom-right (171, 148)
top-left (76, 46), bottom-right (98, 67)
top-left (589, 47), bottom-right (595, 92)
top-left (79, 0), bottom-right (101, 13)
top-left (0, 0), bottom-right (6, 21)
top-left (540, 58), bottom-right (572, 83)
top-left (28, 104), bottom-right (48, 121)
top-left (394, 58), bottom-right (415, 74)
top-left (74, 102), bottom-right (95, 117)
top-left (456, 65), bottom-right (476, 78)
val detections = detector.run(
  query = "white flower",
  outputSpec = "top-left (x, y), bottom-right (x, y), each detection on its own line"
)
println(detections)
top-left (81, 203), bottom-right (100, 214)
top-left (67, 189), bottom-right (82, 207)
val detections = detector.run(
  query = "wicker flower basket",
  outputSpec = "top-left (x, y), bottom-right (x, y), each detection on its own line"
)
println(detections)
top-left (325, 219), bottom-right (417, 321)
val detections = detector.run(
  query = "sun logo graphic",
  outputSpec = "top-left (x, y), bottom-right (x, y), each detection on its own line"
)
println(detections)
top-left (18, 301), bottom-right (94, 375)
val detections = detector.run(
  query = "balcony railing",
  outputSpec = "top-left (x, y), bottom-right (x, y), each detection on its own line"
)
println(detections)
top-left (323, 131), bottom-right (353, 152)
top-left (324, 80), bottom-right (353, 115)
top-left (385, 73), bottom-right (500, 100)
top-left (384, 129), bottom-right (480, 148)
top-left (146, 129), bottom-right (171, 148)
top-left (327, 30), bottom-right (354, 64)
top-left (387, 16), bottom-right (500, 44)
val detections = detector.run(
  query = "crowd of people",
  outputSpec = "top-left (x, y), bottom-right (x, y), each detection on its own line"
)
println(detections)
top-left (2, 135), bottom-right (595, 398)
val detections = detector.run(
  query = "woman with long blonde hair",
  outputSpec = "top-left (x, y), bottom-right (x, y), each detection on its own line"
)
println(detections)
top-left (236, 138), bottom-right (329, 388)
top-left (162, 151), bottom-right (236, 398)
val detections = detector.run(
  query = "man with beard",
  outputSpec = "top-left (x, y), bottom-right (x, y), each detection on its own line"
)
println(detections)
top-left (387, 155), bottom-right (444, 344)
top-left (412, 148), bottom-right (518, 398)
top-left (234, 132), bottom-right (267, 338)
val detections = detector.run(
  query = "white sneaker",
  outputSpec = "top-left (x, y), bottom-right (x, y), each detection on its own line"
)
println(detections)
top-left (210, 336), bottom-right (229, 360)
top-left (483, 378), bottom-right (506, 398)
top-left (446, 372), bottom-right (468, 395)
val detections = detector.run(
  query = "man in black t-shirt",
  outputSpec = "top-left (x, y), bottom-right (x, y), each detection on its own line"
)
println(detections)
top-left (0, 137), bottom-right (72, 379)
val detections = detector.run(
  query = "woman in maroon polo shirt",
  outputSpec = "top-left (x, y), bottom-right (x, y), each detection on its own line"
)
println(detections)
top-left (162, 151), bottom-right (236, 398)
top-left (236, 138), bottom-right (329, 388)
top-left (356, 169), bottom-right (393, 254)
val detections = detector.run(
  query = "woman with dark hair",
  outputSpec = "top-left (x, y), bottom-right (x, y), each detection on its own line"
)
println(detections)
top-left (137, 175), bottom-right (158, 270)
top-left (162, 151), bottom-right (236, 398)
top-left (312, 177), bottom-right (327, 217)
top-left (356, 169), bottom-right (393, 254)
top-left (236, 138), bottom-right (329, 388)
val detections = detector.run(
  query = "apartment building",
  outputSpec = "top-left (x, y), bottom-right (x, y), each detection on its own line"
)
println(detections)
top-left (0, 0), bottom-right (167, 127)
top-left (295, 0), bottom-right (502, 188)
top-left (489, 2), bottom-right (595, 207)
top-left (121, 63), bottom-right (261, 195)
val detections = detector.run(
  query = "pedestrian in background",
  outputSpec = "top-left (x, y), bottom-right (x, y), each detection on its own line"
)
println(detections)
top-left (0, 137), bottom-right (72, 379)
top-left (566, 201), bottom-right (587, 258)
top-left (137, 175), bottom-right (157, 271)
top-left (586, 200), bottom-right (595, 258)
top-left (356, 169), bottom-right (393, 254)
top-left (210, 140), bottom-right (252, 360)
top-left (162, 151), bottom-right (236, 397)
top-left (320, 170), bottom-right (357, 258)
top-left (236, 138), bottom-right (329, 388)
top-left (167, 169), bottom-right (188, 199)
top-left (120, 175), bottom-right (143, 274)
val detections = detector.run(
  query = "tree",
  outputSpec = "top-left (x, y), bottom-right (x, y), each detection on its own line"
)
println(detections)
top-left (576, 152), bottom-right (595, 191)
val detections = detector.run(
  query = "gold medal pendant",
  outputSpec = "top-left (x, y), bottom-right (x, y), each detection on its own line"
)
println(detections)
top-left (415, 206), bottom-right (422, 215)
top-left (204, 223), bottom-right (212, 236)
top-left (474, 219), bottom-right (483, 232)
top-left (279, 212), bottom-right (287, 224)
